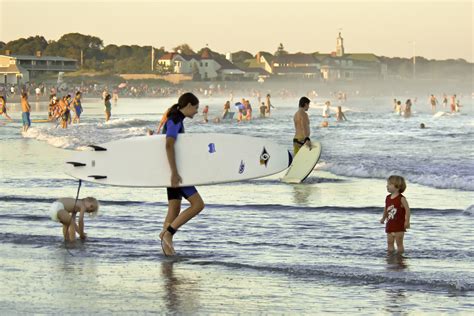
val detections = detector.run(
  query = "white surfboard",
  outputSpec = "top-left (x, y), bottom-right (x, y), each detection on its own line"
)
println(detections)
top-left (65, 133), bottom-right (292, 187)
top-left (281, 141), bottom-right (322, 184)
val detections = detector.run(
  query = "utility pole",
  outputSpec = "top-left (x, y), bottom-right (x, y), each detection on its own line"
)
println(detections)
top-left (151, 47), bottom-right (154, 71)
top-left (80, 49), bottom-right (83, 68)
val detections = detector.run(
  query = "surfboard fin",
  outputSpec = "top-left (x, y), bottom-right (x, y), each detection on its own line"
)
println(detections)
top-left (88, 145), bottom-right (107, 151)
top-left (66, 161), bottom-right (86, 167)
top-left (88, 175), bottom-right (107, 180)
top-left (287, 150), bottom-right (293, 167)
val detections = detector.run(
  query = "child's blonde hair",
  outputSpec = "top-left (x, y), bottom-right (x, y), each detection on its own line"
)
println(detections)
top-left (84, 197), bottom-right (100, 218)
top-left (387, 175), bottom-right (407, 193)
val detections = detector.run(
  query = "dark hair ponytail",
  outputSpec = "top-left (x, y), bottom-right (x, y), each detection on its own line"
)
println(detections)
top-left (171, 92), bottom-right (199, 111)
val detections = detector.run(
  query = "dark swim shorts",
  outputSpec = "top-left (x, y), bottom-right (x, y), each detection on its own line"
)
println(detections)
top-left (167, 186), bottom-right (198, 200)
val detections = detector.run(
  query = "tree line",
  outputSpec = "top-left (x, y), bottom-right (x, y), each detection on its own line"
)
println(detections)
top-left (0, 33), bottom-right (471, 80)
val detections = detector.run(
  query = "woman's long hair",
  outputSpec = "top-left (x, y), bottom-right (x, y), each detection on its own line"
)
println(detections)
top-left (170, 92), bottom-right (199, 112)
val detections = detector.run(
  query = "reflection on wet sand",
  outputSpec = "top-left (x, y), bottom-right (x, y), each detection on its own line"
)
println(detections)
top-left (292, 184), bottom-right (320, 205)
top-left (386, 253), bottom-right (408, 271)
top-left (161, 259), bottom-right (200, 314)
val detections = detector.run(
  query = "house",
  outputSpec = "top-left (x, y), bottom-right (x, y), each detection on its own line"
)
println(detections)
top-left (162, 48), bottom-right (245, 80)
top-left (271, 53), bottom-right (321, 79)
top-left (0, 52), bottom-right (78, 84)
top-left (318, 33), bottom-right (386, 81)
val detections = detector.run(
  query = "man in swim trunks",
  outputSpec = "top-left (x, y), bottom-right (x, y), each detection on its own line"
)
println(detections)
top-left (293, 96), bottom-right (312, 155)
top-left (21, 92), bottom-right (31, 132)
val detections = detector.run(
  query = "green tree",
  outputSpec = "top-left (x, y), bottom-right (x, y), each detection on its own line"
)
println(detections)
top-left (173, 44), bottom-right (195, 55)
top-left (4, 36), bottom-right (48, 55)
top-left (231, 50), bottom-right (253, 63)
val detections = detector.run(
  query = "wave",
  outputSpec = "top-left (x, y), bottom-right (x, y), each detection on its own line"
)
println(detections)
top-left (0, 195), bottom-right (464, 214)
top-left (95, 118), bottom-right (154, 129)
top-left (190, 260), bottom-right (473, 292)
top-left (318, 161), bottom-right (474, 191)
top-left (22, 121), bottom-right (152, 149)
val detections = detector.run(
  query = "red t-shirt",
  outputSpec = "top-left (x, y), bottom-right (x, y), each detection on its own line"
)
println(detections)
top-left (385, 194), bottom-right (406, 233)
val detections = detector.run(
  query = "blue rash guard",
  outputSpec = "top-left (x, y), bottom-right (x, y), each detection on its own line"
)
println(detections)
top-left (163, 109), bottom-right (197, 200)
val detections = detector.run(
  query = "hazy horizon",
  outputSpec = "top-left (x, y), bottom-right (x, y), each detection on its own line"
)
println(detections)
top-left (1, 0), bottom-right (472, 62)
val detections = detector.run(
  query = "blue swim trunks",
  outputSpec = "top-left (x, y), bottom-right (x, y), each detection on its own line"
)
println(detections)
top-left (22, 112), bottom-right (31, 127)
top-left (167, 186), bottom-right (198, 201)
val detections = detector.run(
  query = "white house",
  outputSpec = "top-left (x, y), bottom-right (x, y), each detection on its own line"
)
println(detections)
top-left (162, 48), bottom-right (245, 80)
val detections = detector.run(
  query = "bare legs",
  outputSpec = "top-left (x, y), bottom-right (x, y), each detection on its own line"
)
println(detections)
top-left (160, 193), bottom-right (205, 256)
top-left (57, 210), bottom-right (76, 241)
top-left (387, 232), bottom-right (405, 254)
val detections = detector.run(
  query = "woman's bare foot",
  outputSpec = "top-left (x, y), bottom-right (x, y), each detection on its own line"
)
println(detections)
top-left (160, 231), bottom-right (175, 256)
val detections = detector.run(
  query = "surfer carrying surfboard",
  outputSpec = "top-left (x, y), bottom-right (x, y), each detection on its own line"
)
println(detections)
top-left (293, 97), bottom-right (312, 155)
top-left (160, 92), bottom-right (205, 256)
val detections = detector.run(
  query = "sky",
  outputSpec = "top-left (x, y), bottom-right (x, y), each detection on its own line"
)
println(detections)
top-left (0, 0), bottom-right (472, 61)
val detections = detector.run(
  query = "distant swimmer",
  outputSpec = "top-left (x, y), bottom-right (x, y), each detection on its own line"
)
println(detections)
top-left (221, 101), bottom-right (231, 119)
top-left (404, 99), bottom-right (412, 118)
top-left (160, 92), bottom-right (205, 256)
top-left (104, 93), bottom-right (112, 122)
top-left (59, 95), bottom-right (72, 129)
top-left (202, 105), bottom-right (209, 123)
top-left (450, 94), bottom-right (456, 113)
top-left (335, 106), bottom-right (347, 121)
top-left (322, 101), bottom-right (331, 118)
top-left (395, 101), bottom-right (402, 115)
top-left (429, 94), bottom-right (438, 113)
top-left (0, 96), bottom-right (13, 122)
top-left (50, 197), bottom-right (99, 241)
top-left (112, 89), bottom-right (119, 105)
top-left (72, 91), bottom-right (83, 124)
top-left (442, 94), bottom-right (448, 108)
top-left (265, 93), bottom-right (274, 117)
top-left (293, 96), bottom-right (312, 155)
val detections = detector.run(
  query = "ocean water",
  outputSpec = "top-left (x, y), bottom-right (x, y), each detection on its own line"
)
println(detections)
top-left (0, 95), bottom-right (473, 314)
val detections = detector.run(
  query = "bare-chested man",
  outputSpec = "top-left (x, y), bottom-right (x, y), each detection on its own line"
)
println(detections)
top-left (21, 92), bottom-right (31, 132)
top-left (293, 96), bottom-right (311, 155)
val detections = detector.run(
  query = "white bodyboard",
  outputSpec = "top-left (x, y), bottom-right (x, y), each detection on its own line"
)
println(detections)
top-left (281, 141), bottom-right (322, 184)
top-left (65, 134), bottom-right (292, 187)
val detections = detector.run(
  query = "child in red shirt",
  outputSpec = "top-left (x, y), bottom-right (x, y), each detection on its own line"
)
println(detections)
top-left (380, 175), bottom-right (411, 254)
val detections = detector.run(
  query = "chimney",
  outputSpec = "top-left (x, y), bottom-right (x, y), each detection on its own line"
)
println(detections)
top-left (256, 52), bottom-right (261, 62)
top-left (5, 50), bottom-right (11, 56)
top-left (36, 51), bottom-right (42, 57)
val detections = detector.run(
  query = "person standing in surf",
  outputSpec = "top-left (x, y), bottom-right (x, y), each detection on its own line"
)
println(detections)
top-left (293, 96), bottom-right (312, 155)
top-left (72, 91), bottom-right (83, 124)
top-left (21, 92), bottom-right (31, 132)
top-left (380, 175), bottom-right (411, 254)
top-left (0, 96), bottom-right (13, 122)
top-left (104, 93), bottom-right (112, 122)
top-left (160, 92), bottom-right (205, 256)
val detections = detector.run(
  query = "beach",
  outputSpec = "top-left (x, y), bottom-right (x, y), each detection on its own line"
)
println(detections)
top-left (0, 95), bottom-right (473, 314)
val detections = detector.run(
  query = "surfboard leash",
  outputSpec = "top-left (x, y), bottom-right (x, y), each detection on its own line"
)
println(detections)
top-left (65, 179), bottom-right (82, 257)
